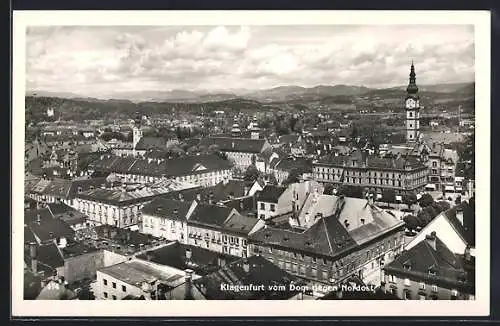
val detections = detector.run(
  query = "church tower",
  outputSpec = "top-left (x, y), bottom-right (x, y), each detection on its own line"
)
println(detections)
top-left (405, 61), bottom-right (420, 143)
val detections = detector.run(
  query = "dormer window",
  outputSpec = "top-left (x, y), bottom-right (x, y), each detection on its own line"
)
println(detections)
top-left (77, 187), bottom-right (83, 193)
top-left (428, 267), bottom-right (437, 276)
top-left (403, 260), bottom-right (412, 271)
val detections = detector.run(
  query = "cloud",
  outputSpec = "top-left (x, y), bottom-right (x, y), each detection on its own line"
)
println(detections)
top-left (25, 25), bottom-right (475, 97)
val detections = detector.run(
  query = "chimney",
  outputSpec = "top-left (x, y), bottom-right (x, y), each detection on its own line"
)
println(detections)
top-left (425, 231), bottom-right (437, 251)
top-left (208, 192), bottom-right (214, 205)
top-left (196, 193), bottom-right (201, 202)
top-left (29, 242), bottom-right (37, 274)
top-left (464, 245), bottom-right (471, 262)
top-left (185, 248), bottom-right (192, 260)
top-left (456, 208), bottom-right (464, 226)
top-left (184, 269), bottom-right (194, 300)
top-left (242, 259), bottom-right (250, 273)
top-left (36, 213), bottom-right (41, 224)
top-left (217, 255), bottom-right (226, 267)
top-left (178, 193), bottom-right (184, 202)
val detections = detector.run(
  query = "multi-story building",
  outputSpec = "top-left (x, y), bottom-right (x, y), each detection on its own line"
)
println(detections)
top-left (29, 177), bottom-right (107, 208)
top-left (74, 181), bottom-right (197, 229)
top-left (426, 143), bottom-right (459, 192)
top-left (95, 259), bottom-right (197, 300)
top-left (256, 180), bottom-right (321, 221)
top-left (88, 153), bottom-right (233, 188)
top-left (141, 198), bottom-right (197, 242)
top-left (313, 150), bottom-right (428, 195)
top-left (249, 195), bottom-right (405, 294)
top-left (269, 157), bottom-right (313, 185)
top-left (199, 136), bottom-right (272, 172)
top-left (382, 232), bottom-right (475, 300)
top-left (186, 203), bottom-right (265, 258)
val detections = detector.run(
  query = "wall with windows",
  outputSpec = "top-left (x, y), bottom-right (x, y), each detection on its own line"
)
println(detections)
top-left (95, 270), bottom-right (146, 300)
top-left (249, 229), bottom-right (405, 287)
top-left (383, 272), bottom-right (473, 300)
top-left (75, 198), bottom-right (144, 229)
top-left (142, 213), bottom-right (187, 243)
top-left (186, 224), bottom-right (249, 258)
top-left (313, 164), bottom-right (428, 194)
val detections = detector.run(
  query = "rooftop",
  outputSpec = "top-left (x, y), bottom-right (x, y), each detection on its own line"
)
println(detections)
top-left (200, 137), bottom-right (268, 153)
top-left (256, 185), bottom-right (287, 204)
top-left (136, 242), bottom-right (239, 276)
top-left (98, 260), bottom-right (185, 289)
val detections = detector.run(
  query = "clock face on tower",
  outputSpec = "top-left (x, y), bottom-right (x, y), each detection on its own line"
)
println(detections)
top-left (406, 98), bottom-right (416, 109)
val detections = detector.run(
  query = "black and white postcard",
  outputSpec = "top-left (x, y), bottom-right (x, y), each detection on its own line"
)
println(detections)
top-left (12, 10), bottom-right (490, 317)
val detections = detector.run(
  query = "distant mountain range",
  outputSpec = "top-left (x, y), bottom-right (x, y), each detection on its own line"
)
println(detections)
top-left (26, 82), bottom-right (474, 104)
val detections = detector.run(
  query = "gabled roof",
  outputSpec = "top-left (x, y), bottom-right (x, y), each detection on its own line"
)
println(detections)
top-left (142, 198), bottom-right (193, 221)
top-left (442, 201), bottom-right (475, 247)
top-left (30, 177), bottom-right (107, 199)
top-left (256, 185), bottom-right (287, 203)
top-left (188, 204), bottom-right (235, 228)
top-left (384, 235), bottom-right (473, 292)
top-left (274, 157), bottom-right (312, 172)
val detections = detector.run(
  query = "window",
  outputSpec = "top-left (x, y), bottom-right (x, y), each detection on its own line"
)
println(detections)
top-left (322, 271), bottom-right (328, 280)
top-left (260, 214), bottom-right (265, 219)
top-left (323, 259), bottom-right (328, 265)
top-left (122, 285), bottom-right (126, 292)
top-left (419, 283), bottom-right (426, 290)
top-left (409, 112), bottom-right (413, 117)
top-left (260, 203), bottom-right (265, 210)
top-left (112, 282), bottom-right (116, 289)
top-left (270, 204), bottom-right (276, 212)
top-left (103, 292), bottom-right (108, 298)
top-left (387, 275), bottom-right (396, 283)
top-left (268, 247), bottom-right (273, 253)
top-left (432, 285), bottom-right (438, 293)
top-left (451, 289), bottom-right (458, 299)
top-left (311, 267), bottom-right (317, 277)
top-left (112, 295), bottom-right (117, 300)
top-left (103, 279), bottom-right (108, 286)
top-left (404, 290), bottom-right (411, 300)
top-left (312, 257), bottom-right (317, 263)
top-left (404, 278), bottom-right (411, 286)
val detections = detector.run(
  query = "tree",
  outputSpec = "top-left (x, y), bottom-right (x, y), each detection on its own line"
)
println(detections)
top-left (457, 132), bottom-right (475, 180)
top-left (403, 191), bottom-right (418, 209)
top-left (419, 193), bottom-right (435, 208)
top-left (403, 214), bottom-right (419, 230)
top-left (382, 189), bottom-right (396, 203)
top-left (244, 164), bottom-right (261, 183)
top-left (423, 206), bottom-right (438, 219)
top-left (417, 210), bottom-right (432, 226)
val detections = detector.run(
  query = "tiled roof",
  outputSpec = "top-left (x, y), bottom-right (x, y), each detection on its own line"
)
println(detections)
top-left (193, 255), bottom-right (301, 299)
top-left (25, 208), bottom-right (75, 242)
top-left (135, 137), bottom-right (167, 151)
top-left (251, 195), bottom-right (403, 258)
top-left (200, 137), bottom-right (267, 153)
top-left (76, 180), bottom-right (196, 206)
top-left (24, 242), bottom-right (65, 270)
top-left (256, 185), bottom-right (287, 203)
top-left (136, 242), bottom-right (239, 276)
top-left (188, 204), bottom-right (235, 228)
top-left (384, 235), bottom-right (473, 292)
top-left (29, 177), bottom-right (107, 199)
top-left (442, 201), bottom-right (475, 247)
top-left (315, 150), bottom-right (426, 171)
top-left (142, 198), bottom-right (193, 221)
top-left (274, 157), bottom-right (313, 172)
top-left (89, 154), bottom-right (232, 177)
top-left (98, 260), bottom-right (184, 288)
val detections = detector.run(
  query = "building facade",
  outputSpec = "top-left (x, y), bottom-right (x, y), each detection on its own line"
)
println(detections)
top-left (313, 151), bottom-right (428, 195)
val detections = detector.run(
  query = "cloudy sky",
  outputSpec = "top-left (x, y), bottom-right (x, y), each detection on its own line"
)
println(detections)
top-left (26, 25), bottom-right (474, 97)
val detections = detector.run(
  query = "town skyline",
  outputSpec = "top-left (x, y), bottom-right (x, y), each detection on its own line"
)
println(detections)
top-left (26, 25), bottom-right (475, 98)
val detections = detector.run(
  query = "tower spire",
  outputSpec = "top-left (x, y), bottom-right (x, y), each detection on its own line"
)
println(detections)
top-left (406, 61), bottom-right (418, 94)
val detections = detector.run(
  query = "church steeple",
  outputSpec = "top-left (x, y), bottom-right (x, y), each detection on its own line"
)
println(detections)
top-left (406, 60), bottom-right (419, 95)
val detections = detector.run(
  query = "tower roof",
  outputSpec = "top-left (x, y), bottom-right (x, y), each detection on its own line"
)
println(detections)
top-left (406, 61), bottom-right (419, 95)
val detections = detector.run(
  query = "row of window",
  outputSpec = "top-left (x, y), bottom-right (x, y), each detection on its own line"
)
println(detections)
top-left (103, 279), bottom-right (126, 292)
top-left (259, 203), bottom-right (276, 212)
